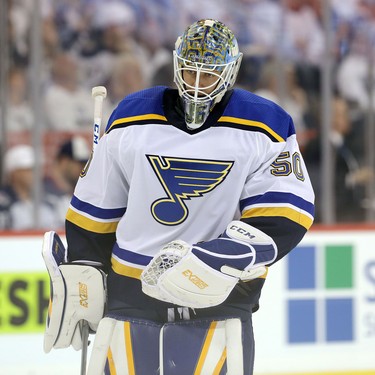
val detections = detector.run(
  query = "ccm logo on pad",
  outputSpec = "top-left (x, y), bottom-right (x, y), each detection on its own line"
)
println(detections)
top-left (229, 224), bottom-right (255, 239)
top-left (182, 269), bottom-right (208, 289)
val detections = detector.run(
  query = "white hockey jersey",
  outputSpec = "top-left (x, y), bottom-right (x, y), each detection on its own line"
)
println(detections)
top-left (66, 86), bottom-right (314, 280)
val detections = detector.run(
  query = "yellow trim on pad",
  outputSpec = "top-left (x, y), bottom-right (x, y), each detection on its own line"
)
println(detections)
top-left (194, 321), bottom-right (217, 375)
top-left (213, 348), bottom-right (227, 375)
top-left (107, 347), bottom-right (117, 375)
top-left (124, 322), bottom-right (135, 375)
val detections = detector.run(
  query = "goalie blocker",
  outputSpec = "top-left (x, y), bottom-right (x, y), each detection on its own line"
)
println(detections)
top-left (42, 231), bottom-right (107, 352)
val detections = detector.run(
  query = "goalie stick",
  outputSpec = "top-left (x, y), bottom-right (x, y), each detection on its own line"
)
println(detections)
top-left (79, 85), bottom-right (107, 375)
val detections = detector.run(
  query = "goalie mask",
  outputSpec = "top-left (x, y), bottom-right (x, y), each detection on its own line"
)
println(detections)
top-left (173, 19), bottom-right (242, 130)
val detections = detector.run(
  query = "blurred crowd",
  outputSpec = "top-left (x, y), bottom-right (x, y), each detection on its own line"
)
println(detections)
top-left (1, 0), bottom-right (375, 230)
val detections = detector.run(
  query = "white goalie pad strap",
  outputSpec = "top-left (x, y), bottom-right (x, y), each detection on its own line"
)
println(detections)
top-left (142, 250), bottom-right (238, 308)
top-left (225, 318), bottom-right (244, 375)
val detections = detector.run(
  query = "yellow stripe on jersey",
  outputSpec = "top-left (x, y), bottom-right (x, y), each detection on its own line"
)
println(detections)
top-left (218, 116), bottom-right (286, 142)
top-left (124, 322), bottom-right (136, 375)
top-left (66, 208), bottom-right (118, 234)
top-left (111, 257), bottom-right (143, 279)
top-left (107, 113), bottom-right (168, 132)
top-left (242, 206), bottom-right (313, 230)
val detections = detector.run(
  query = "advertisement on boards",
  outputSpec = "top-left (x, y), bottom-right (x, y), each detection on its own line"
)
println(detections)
top-left (0, 230), bottom-right (374, 375)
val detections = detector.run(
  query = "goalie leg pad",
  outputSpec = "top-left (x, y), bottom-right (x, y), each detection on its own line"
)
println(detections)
top-left (88, 317), bottom-right (253, 375)
top-left (87, 317), bottom-right (162, 375)
top-left (160, 318), bottom-right (252, 375)
top-left (106, 318), bottom-right (161, 375)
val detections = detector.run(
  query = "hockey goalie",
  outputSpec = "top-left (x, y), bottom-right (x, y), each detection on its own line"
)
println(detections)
top-left (42, 19), bottom-right (314, 375)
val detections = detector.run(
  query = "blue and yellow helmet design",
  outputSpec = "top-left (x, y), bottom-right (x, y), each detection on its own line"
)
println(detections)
top-left (173, 19), bottom-right (242, 130)
top-left (176, 19), bottom-right (240, 66)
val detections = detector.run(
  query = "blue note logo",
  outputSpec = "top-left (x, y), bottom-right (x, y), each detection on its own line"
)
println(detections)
top-left (147, 155), bottom-right (234, 225)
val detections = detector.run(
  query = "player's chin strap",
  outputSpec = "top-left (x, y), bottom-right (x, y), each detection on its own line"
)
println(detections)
top-left (141, 220), bottom-right (277, 309)
top-left (41, 231), bottom-right (107, 353)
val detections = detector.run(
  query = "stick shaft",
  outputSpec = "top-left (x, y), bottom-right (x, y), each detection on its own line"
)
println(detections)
top-left (91, 86), bottom-right (107, 152)
top-left (93, 96), bottom-right (104, 151)
top-left (80, 320), bottom-right (90, 375)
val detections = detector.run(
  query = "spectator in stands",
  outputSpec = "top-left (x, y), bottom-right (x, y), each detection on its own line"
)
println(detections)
top-left (129, 0), bottom-right (178, 83)
top-left (0, 145), bottom-right (59, 230)
top-left (336, 27), bottom-right (375, 112)
top-left (44, 51), bottom-right (93, 131)
top-left (4, 0), bottom-right (375, 226)
top-left (177, 0), bottom-right (229, 28)
top-left (53, 0), bottom-right (90, 51)
top-left (5, 67), bottom-right (34, 132)
top-left (151, 60), bottom-right (174, 87)
top-left (103, 53), bottom-right (147, 119)
top-left (8, 0), bottom-right (59, 66)
top-left (45, 136), bottom-right (91, 228)
top-left (78, 1), bottom-right (144, 88)
top-left (282, 0), bottom-right (325, 95)
top-left (254, 59), bottom-right (310, 149)
top-left (230, 0), bottom-right (283, 54)
top-left (282, 0), bottom-right (325, 65)
top-left (303, 95), bottom-right (372, 222)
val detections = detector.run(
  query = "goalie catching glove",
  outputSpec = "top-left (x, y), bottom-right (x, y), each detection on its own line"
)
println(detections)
top-left (141, 220), bottom-right (277, 308)
top-left (42, 231), bottom-right (107, 353)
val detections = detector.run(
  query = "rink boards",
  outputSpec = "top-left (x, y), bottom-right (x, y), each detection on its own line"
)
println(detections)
top-left (0, 228), bottom-right (374, 374)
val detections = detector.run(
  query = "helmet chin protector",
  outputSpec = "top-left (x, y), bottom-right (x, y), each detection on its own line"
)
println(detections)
top-left (173, 19), bottom-right (242, 130)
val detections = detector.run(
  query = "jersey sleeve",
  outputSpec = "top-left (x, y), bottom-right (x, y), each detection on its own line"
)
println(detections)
top-left (240, 116), bottom-right (315, 262)
top-left (65, 132), bottom-right (128, 271)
